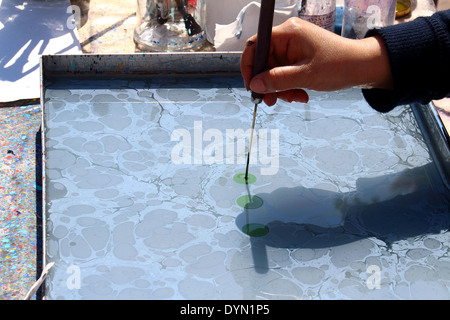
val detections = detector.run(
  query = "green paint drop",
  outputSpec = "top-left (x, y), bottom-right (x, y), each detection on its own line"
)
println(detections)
top-left (233, 173), bottom-right (256, 184)
top-left (236, 195), bottom-right (263, 209)
top-left (242, 223), bottom-right (269, 237)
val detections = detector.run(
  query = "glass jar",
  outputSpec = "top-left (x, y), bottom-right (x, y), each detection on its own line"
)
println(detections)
top-left (298, 0), bottom-right (337, 32)
top-left (134, 0), bottom-right (206, 51)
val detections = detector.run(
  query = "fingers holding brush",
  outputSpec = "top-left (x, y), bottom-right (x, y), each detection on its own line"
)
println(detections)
top-left (241, 22), bottom-right (310, 106)
top-left (241, 38), bottom-right (258, 92)
top-left (241, 17), bottom-right (395, 106)
top-left (241, 38), bottom-right (309, 106)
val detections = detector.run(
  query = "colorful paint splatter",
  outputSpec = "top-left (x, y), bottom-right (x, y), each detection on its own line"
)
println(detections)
top-left (0, 105), bottom-right (41, 299)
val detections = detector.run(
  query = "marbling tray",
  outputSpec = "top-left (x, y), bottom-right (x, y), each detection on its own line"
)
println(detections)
top-left (40, 53), bottom-right (450, 300)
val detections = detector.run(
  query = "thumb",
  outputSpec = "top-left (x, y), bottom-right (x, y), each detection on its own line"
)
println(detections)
top-left (250, 65), bottom-right (305, 93)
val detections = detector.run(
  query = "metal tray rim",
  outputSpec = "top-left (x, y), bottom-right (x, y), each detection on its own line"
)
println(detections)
top-left (40, 51), bottom-right (243, 79)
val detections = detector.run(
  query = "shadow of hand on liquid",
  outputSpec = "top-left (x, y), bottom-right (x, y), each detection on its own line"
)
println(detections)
top-left (235, 163), bottom-right (450, 274)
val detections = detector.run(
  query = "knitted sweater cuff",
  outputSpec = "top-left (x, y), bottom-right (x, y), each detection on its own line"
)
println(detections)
top-left (362, 11), bottom-right (449, 112)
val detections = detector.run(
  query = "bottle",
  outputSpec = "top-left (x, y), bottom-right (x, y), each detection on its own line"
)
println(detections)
top-left (298, 0), bottom-right (337, 33)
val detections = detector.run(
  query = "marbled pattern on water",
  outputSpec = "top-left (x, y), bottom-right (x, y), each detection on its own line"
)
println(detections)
top-left (43, 76), bottom-right (450, 299)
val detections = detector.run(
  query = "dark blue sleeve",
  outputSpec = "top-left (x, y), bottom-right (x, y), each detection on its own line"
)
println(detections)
top-left (362, 9), bottom-right (450, 113)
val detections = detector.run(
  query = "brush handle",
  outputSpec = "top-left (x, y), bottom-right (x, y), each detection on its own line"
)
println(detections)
top-left (251, 0), bottom-right (276, 104)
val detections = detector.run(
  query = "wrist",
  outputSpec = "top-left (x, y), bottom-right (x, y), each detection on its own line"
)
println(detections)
top-left (349, 35), bottom-right (393, 90)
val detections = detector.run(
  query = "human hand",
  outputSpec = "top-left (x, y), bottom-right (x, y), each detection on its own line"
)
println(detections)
top-left (241, 17), bottom-right (393, 106)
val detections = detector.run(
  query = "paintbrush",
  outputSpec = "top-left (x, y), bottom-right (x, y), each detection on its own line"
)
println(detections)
top-left (245, 0), bottom-right (276, 181)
